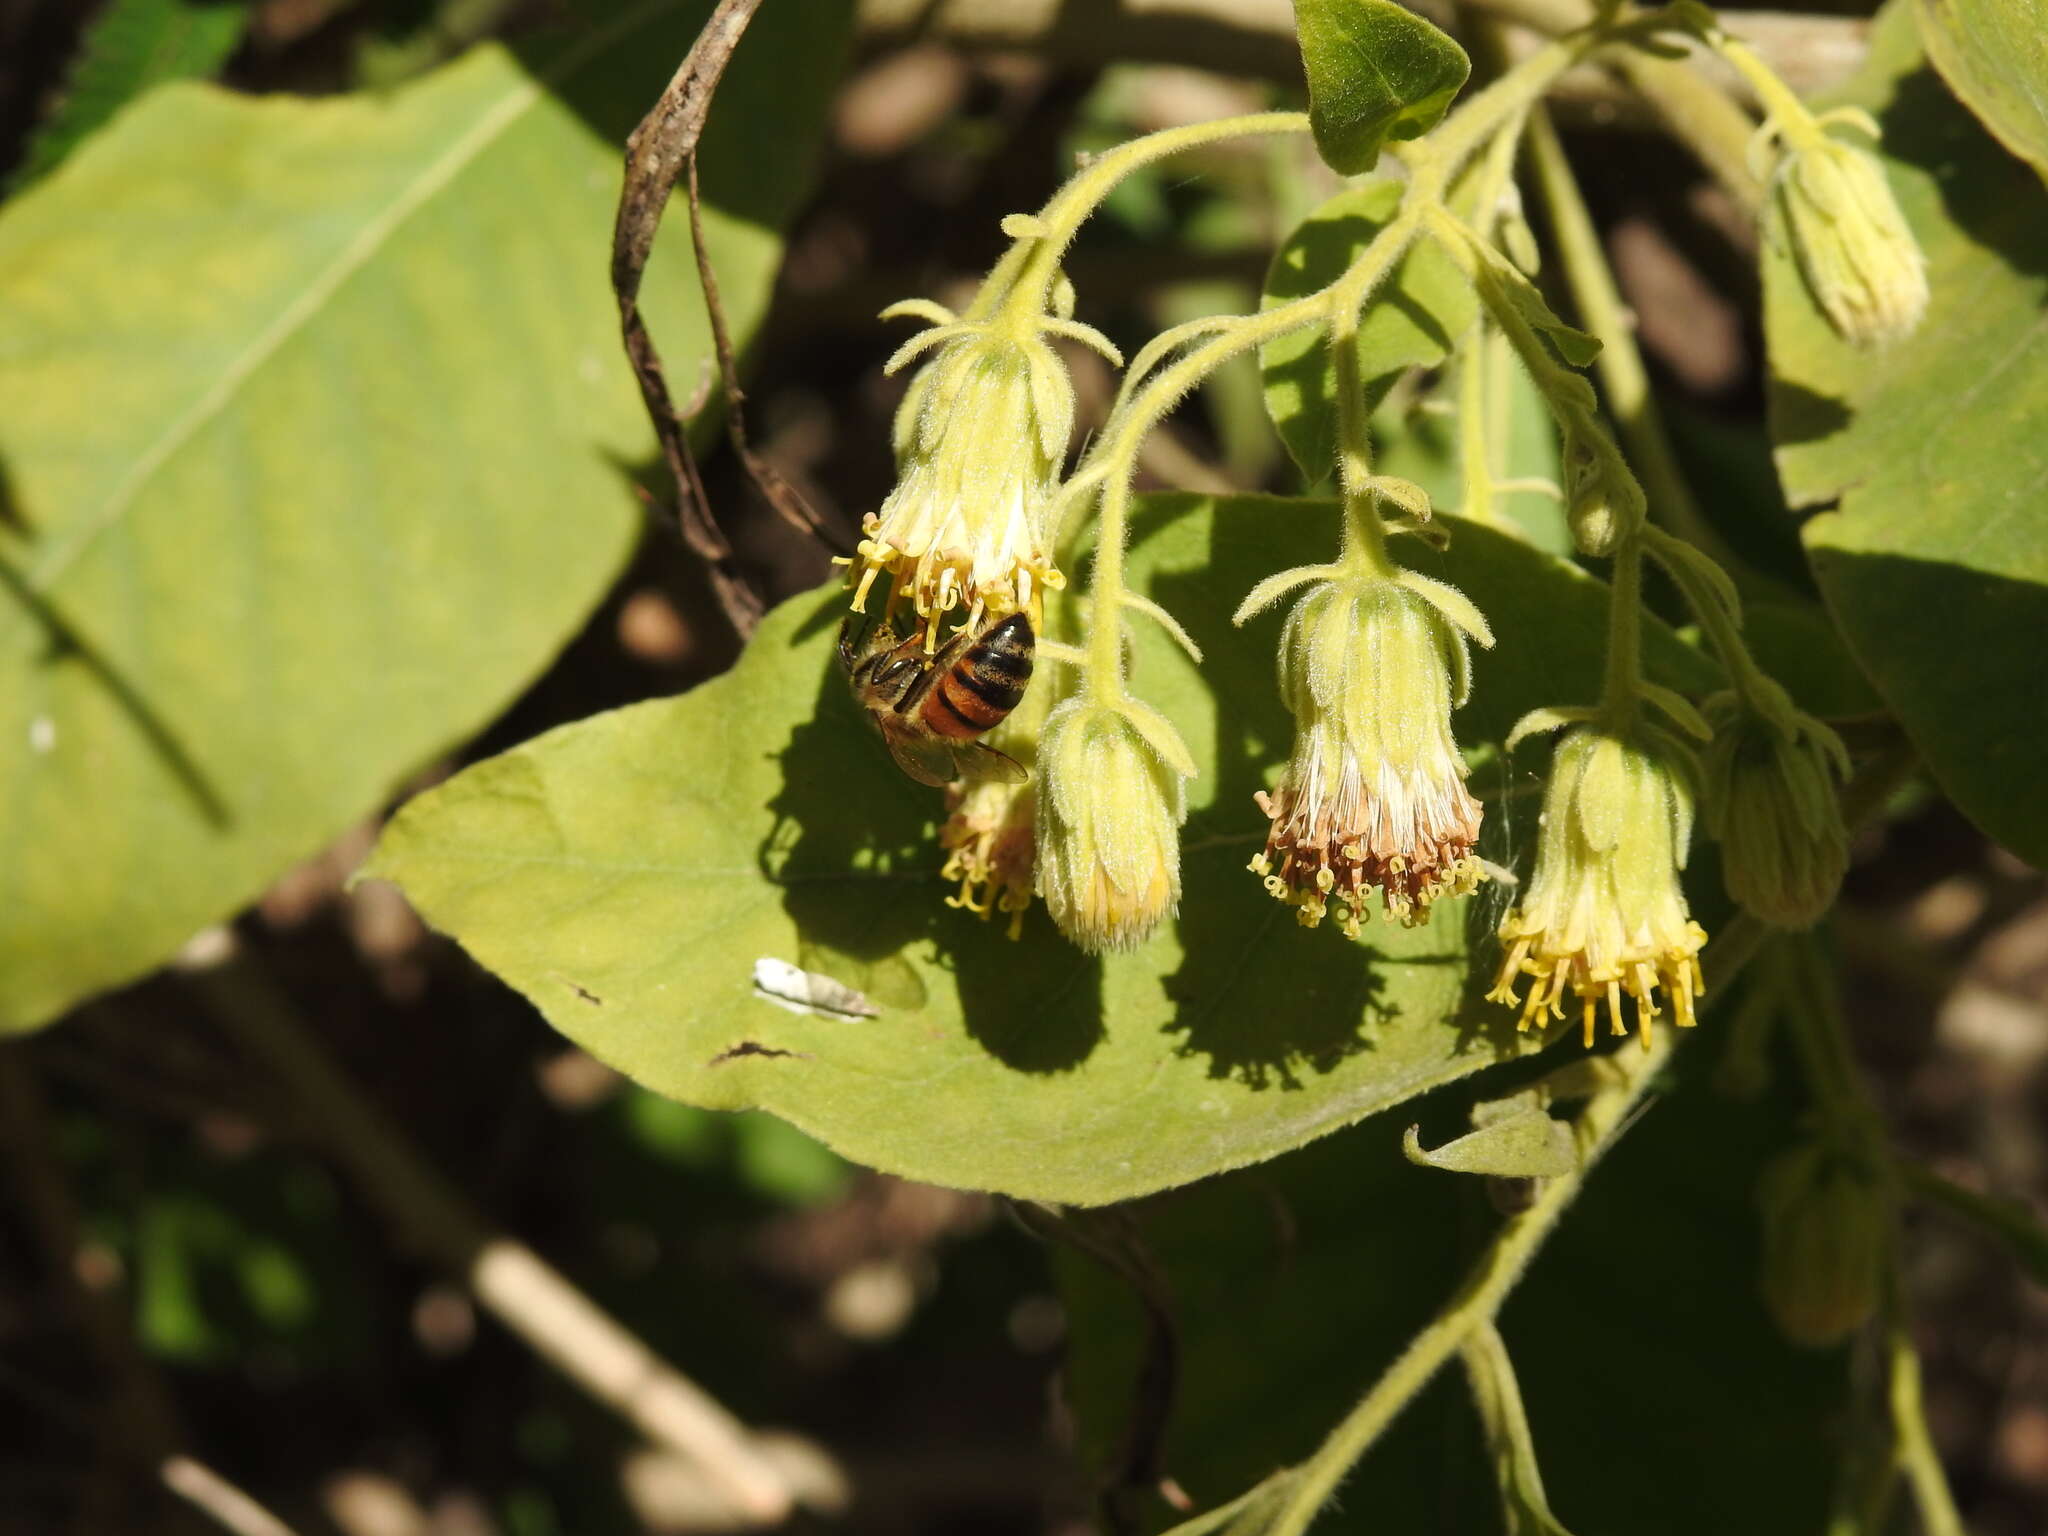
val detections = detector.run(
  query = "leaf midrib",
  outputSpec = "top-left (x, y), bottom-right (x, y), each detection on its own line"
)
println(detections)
top-left (25, 0), bottom-right (674, 598)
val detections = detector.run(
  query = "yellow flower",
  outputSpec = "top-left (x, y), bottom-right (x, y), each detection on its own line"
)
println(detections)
top-left (1774, 127), bottom-right (1927, 348)
top-left (1035, 697), bottom-right (1190, 953)
top-left (938, 704), bottom-right (1044, 939)
top-left (1249, 573), bottom-right (1490, 935)
top-left (847, 316), bottom-right (1078, 642)
top-left (1490, 726), bottom-right (1708, 1047)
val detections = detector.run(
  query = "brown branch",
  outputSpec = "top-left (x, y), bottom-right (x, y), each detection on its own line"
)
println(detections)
top-left (684, 152), bottom-right (847, 555)
top-left (611, 0), bottom-right (772, 639)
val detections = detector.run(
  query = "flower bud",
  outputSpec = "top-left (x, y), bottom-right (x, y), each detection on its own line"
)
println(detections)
top-left (1702, 691), bottom-right (1850, 928)
top-left (1251, 573), bottom-right (1489, 935)
top-left (1490, 726), bottom-right (1708, 1047)
top-left (1774, 133), bottom-right (1927, 348)
top-left (1035, 697), bottom-right (1190, 952)
top-left (1758, 1136), bottom-right (1890, 1347)
top-left (849, 322), bottom-right (1072, 638)
top-left (1560, 414), bottom-right (1646, 558)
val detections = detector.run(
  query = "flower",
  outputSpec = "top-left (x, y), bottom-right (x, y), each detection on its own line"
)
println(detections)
top-left (939, 708), bottom-right (1043, 940)
top-left (847, 315), bottom-right (1078, 643)
top-left (1758, 1132), bottom-right (1890, 1347)
top-left (1490, 726), bottom-right (1708, 1047)
top-left (1773, 126), bottom-right (1927, 348)
top-left (1035, 696), bottom-right (1190, 952)
top-left (1702, 690), bottom-right (1850, 928)
top-left (1250, 573), bottom-right (1490, 935)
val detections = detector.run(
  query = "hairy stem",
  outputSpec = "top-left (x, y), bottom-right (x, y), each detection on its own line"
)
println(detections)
top-left (1260, 1029), bottom-right (1671, 1536)
top-left (986, 111), bottom-right (1311, 325)
top-left (1522, 105), bottom-right (1730, 559)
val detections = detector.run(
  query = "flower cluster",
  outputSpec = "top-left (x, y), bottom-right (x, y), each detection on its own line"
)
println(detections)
top-left (1249, 572), bottom-right (1489, 935)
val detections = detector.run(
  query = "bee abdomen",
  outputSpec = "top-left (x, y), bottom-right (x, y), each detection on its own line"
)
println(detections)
top-left (921, 614), bottom-right (1034, 740)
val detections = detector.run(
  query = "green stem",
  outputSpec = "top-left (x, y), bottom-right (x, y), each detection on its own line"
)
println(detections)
top-left (1895, 1160), bottom-right (2048, 1288)
top-left (1522, 105), bottom-right (1731, 561)
top-left (984, 111), bottom-right (1311, 325)
top-left (1066, 211), bottom-right (1422, 691)
top-left (1260, 1033), bottom-right (1671, 1536)
top-left (1641, 527), bottom-right (1773, 699)
top-left (1710, 35), bottom-right (1827, 153)
top-left (1887, 1321), bottom-right (1967, 1536)
top-left (1462, 0), bottom-right (1763, 211)
top-left (1168, 749), bottom-right (1904, 1536)
top-left (1454, 336), bottom-right (1502, 525)
top-left (1612, 49), bottom-right (1763, 212)
top-left (1461, 1321), bottom-right (1563, 1527)
top-left (1599, 537), bottom-right (1644, 725)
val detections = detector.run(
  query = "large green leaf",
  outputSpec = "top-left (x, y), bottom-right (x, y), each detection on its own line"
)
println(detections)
top-left (1916, 0), bottom-right (2048, 184)
top-left (9, 0), bottom-right (249, 189)
top-left (1766, 0), bottom-right (2048, 868)
top-left (1261, 179), bottom-right (1477, 484)
top-left (1293, 0), bottom-right (1471, 175)
top-left (366, 494), bottom-right (1717, 1204)
top-left (1059, 1051), bottom-right (1849, 1534)
top-left (0, 0), bottom-right (852, 1030)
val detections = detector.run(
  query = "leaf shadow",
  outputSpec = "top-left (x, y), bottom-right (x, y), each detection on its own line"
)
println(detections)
top-left (1878, 62), bottom-right (2048, 283)
top-left (760, 621), bottom-right (1105, 1074)
top-left (1143, 501), bottom-right (1407, 1090)
top-left (1762, 378), bottom-right (1854, 457)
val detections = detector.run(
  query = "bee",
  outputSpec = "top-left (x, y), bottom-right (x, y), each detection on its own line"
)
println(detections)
top-left (840, 612), bottom-right (1035, 787)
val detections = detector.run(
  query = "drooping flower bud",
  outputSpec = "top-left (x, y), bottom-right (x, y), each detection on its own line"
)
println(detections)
top-left (1773, 130), bottom-right (1927, 349)
top-left (1490, 726), bottom-right (1708, 1047)
top-left (1560, 412), bottom-right (1647, 558)
top-left (1758, 1134), bottom-right (1890, 1347)
top-left (939, 700), bottom-right (1045, 940)
top-left (1035, 696), bottom-right (1190, 953)
top-left (1250, 572), bottom-right (1491, 935)
top-left (1702, 690), bottom-right (1850, 928)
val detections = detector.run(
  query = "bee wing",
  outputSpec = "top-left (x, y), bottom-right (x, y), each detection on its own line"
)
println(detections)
top-left (885, 732), bottom-right (966, 787)
top-left (961, 741), bottom-right (1029, 785)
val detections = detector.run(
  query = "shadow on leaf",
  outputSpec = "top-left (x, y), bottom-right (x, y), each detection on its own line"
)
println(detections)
top-left (762, 618), bottom-right (1106, 1072)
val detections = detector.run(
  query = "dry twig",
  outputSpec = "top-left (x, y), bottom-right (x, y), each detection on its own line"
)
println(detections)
top-left (611, 0), bottom-right (770, 637)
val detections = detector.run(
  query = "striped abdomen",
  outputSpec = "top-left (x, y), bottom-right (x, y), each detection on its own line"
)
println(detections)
top-left (918, 613), bottom-right (1035, 741)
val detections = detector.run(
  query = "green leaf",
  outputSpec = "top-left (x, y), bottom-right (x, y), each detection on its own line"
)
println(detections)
top-left (1764, 0), bottom-right (2048, 867)
top-left (1261, 179), bottom-right (1477, 483)
top-left (1917, 0), bottom-right (2048, 185)
top-left (1293, 0), bottom-right (1471, 175)
top-left (1403, 1107), bottom-right (1576, 1178)
top-left (0, 0), bottom-right (853, 1031)
top-left (366, 494), bottom-right (1718, 1205)
top-left (1060, 1062), bottom-right (1849, 1533)
top-left (8, 0), bottom-right (249, 190)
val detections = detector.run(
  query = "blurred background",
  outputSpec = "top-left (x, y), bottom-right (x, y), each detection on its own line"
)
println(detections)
top-left (0, 1), bottom-right (2042, 1533)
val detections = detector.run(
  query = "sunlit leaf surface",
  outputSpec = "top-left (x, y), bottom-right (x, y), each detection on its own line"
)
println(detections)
top-left (0, 0), bottom-right (851, 1028)
top-left (1766, 1), bottom-right (2048, 868)
top-left (369, 495), bottom-right (1718, 1203)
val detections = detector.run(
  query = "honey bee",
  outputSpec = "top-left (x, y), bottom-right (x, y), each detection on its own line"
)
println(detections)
top-left (840, 612), bottom-right (1035, 787)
